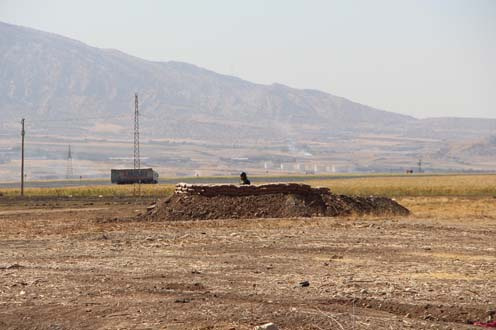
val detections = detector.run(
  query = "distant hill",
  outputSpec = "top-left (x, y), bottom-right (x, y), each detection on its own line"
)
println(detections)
top-left (1, 21), bottom-right (495, 178)
top-left (1, 21), bottom-right (420, 140)
top-left (437, 135), bottom-right (496, 158)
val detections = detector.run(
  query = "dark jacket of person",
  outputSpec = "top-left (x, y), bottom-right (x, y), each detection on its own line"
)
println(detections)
top-left (240, 172), bottom-right (251, 185)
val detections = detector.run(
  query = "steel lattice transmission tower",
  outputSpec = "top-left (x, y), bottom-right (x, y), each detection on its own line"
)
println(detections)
top-left (133, 93), bottom-right (141, 196)
top-left (66, 145), bottom-right (73, 179)
top-left (134, 93), bottom-right (140, 171)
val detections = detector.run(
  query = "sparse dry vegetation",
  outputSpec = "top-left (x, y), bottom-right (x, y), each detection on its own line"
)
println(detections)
top-left (305, 174), bottom-right (496, 197)
top-left (0, 184), bottom-right (174, 198)
top-left (2, 174), bottom-right (495, 198)
top-left (398, 196), bottom-right (496, 220)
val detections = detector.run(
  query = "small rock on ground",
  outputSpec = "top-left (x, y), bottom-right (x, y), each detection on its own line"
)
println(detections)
top-left (254, 323), bottom-right (278, 330)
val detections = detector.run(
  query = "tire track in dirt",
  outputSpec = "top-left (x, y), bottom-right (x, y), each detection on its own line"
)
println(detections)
top-left (0, 207), bottom-right (107, 216)
top-left (321, 297), bottom-right (495, 326)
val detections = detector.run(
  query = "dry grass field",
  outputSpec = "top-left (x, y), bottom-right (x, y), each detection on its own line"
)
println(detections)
top-left (307, 174), bottom-right (496, 197)
top-left (2, 174), bottom-right (495, 198)
top-left (0, 174), bottom-right (495, 329)
top-left (0, 184), bottom-right (175, 198)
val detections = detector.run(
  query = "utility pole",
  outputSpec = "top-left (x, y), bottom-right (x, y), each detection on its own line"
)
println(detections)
top-left (133, 93), bottom-right (141, 196)
top-left (20, 118), bottom-right (25, 196)
top-left (417, 159), bottom-right (422, 173)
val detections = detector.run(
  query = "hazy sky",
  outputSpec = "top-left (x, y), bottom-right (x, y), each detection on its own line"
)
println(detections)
top-left (1, 0), bottom-right (495, 119)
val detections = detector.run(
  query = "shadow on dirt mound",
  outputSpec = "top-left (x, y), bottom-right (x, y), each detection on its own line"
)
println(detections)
top-left (141, 183), bottom-right (410, 221)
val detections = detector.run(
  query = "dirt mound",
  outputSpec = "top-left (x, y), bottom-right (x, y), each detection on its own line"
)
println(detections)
top-left (142, 183), bottom-right (409, 221)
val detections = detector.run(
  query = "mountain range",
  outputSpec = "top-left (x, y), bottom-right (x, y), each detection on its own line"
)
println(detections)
top-left (0, 21), bottom-right (494, 178)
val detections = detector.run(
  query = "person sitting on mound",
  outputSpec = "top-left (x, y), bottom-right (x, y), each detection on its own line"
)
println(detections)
top-left (240, 172), bottom-right (251, 185)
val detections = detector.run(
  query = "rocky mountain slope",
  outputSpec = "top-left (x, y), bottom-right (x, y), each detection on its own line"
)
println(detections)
top-left (1, 21), bottom-right (419, 140)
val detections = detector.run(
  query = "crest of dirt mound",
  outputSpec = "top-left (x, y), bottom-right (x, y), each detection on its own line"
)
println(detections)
top-left (141, 183), bottom-right (409, 221)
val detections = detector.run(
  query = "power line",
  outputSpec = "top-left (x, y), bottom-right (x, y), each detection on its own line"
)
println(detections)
top-left (26, 114), bottom-right (132, 123)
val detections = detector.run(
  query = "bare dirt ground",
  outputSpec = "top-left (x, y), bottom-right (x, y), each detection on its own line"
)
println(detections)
top-left (0, 196), bottom-right (495, 329)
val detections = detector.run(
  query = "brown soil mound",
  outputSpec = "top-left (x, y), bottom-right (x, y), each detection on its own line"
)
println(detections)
top-left (142, 183), bottom-right (409, 221)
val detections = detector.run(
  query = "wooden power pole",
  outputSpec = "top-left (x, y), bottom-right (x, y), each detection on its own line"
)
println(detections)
top-left (21, 118), bottom-right (25, 196)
